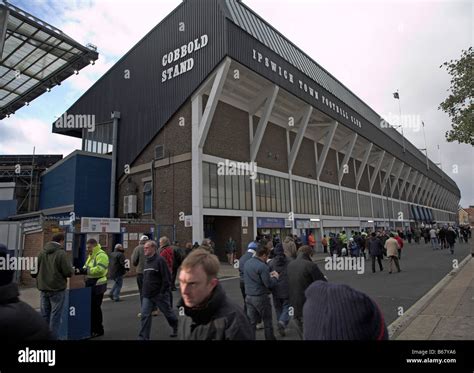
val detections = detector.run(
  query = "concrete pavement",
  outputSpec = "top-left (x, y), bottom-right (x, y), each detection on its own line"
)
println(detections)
top-left (391, 246), bottom-right (474, 340)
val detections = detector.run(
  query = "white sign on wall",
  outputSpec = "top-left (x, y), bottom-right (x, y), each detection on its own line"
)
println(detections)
top-left (185, 215), bottom-right (192, 228)
top-left (242, 216), bottom-right (248, 228)
top-left (81, 217), bottom-right (121, 233)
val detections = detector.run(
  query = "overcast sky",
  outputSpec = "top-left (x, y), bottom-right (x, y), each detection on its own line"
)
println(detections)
top-left (1, 0), bottom-right (473, 206)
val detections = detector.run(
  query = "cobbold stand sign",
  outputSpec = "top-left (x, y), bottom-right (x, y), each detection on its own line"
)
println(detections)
top-left (161, 34), bottom-right (208, 83)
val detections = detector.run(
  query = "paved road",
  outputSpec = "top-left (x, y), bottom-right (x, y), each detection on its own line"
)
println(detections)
top-left (97, 240), bottom-right (472, 340)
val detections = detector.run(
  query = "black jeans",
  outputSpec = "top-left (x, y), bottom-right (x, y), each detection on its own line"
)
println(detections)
top-left (137, 273), bottom-right (143, 305)
top-left (90, 284), bottom-right (106, 335)
top-left (398, 248), bottom-right (401, 259)
top-left (246, 294), bottom-right (275, 340)
top-left (371, 255), bottom-right (383, 272)
top-left (239, 281), bottom-right (247, 315)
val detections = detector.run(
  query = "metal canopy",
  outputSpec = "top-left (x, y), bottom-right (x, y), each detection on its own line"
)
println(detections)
top-left (0, 0), bottom-right (98, 119)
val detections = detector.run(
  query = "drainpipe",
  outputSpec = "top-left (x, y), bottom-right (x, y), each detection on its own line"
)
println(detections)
top-left (110, 111), bottom-right (120, 218)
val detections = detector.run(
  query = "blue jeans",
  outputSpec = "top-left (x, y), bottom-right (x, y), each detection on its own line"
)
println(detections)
top-left (431, 238), bottom-right (439, 249)
top-left (40, 290), bottom-right (66, 338)
top-left (111, 276), bottom-right (124, 300)
top-left (138, 292), bottom-right (178, 340)
top-left (246, 294), bottom-right (275, 340)
top-left (272, 296), bottom-right (290, 327)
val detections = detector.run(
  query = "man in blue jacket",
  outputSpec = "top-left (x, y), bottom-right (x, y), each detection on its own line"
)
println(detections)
top-left (244, 239), bottom-right (279, 340)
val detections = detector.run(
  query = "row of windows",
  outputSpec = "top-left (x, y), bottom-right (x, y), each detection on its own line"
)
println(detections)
top-left (203, 162), bottom-right (252, 210)
top-left (342, 191), bottom-right (358, 217)
top-left (201, 163), bottom-right (455, 219)
top-left (255, 173), bottom-right (291, 213)
top-left (293, 181), bottom-right (319, 215)
top-left (321, 187), bottom-right (342, 216)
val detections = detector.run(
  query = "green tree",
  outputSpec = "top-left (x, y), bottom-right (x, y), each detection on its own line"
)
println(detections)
top-left (439, 47), bottom-right (473, 146)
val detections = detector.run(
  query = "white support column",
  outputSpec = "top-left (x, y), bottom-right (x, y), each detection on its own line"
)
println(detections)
top-left (420, 180), bottom-right (431, 206)
top-left (288, 105), bottom-right (313, 172)
top-left (355, 143), bottom-right (373, 189)
top-left (390, 162), bottom-right (405, 197)
top-left (198, 58), bottom-right (232, 148)
top-left (433, 186), bottom-right (444, 208)
top-left (191, 58), bottom-right (231, 243)
top-left (381, 156), bottom-right (395, 194)
top-left (428, 183), bottom-right (439, 207)
top-left (316, 122), bottom-right (338, 180)
top-left (423, 180), bottom-right (435, 206)
top-left (191, 95), bottom-right (204, 243)
top-left (369, 150), bottom-right (386, 192)
top-left (250, 85), bottom-right (279, 162)
top-left (412, 173), bottom-right (424, 203)
top-left (338, 133), bottom-right (358, 184)
top-left (405, 171), bottom-right (420, 201)
top-left (414, 177), bottom-right (428, 204)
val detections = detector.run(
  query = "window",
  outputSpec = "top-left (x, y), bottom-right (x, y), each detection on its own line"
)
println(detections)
top-left (143, 182), bottom-right (152, 214)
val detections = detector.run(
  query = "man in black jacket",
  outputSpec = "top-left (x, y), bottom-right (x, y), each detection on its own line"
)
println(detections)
top-left (178, 249), bottom-right (253, 340)
top-left (138, 240), bottom-right (178, 340)
top-left (108, 244), bottom-right (128, 302)
top-left (287, 245), bottom-right (326, 339)
top-left (368, 232), bottom-right (384, 273)
top-left (0, 244), bottom-right (52, 341)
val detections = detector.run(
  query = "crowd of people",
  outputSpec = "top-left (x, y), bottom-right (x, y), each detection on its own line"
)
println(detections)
top-left (2, 221), bottom-right (470, 341)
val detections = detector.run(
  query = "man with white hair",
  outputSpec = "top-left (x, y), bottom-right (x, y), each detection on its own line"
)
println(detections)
top-left (108, 243), bottom-right (128, 302)
top-left (132, 235), bottom-right (150, 316)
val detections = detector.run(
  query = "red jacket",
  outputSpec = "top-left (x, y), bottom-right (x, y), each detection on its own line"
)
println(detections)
top-left (308, 234), bottom-right (316, 247)
top-left (395, 236), bottom-right (404, 249)
top-left (159, 246), bottom-right (174, 274)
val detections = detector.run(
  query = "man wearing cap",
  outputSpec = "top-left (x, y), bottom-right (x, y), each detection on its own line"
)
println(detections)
top-left (108, 243), bottom-right (128, 302)
top-left (303, 281), bottom-right (388, 340)
top-left (132, 235), bottom-right (149, 316)
top-left (287, 245), bottom-right (326, 339)
top-left (0, 244), bottom-right (52, 340)
top-left (238, 240), bottom-right (258, 314)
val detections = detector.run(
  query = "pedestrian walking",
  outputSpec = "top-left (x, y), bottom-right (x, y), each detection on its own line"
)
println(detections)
top-left (238, 241), bottom-right (257, 315)
top-left (76, 238), bottom-right (109, 338)
top-left (303, 281), bottom-right (388, 340)
top-left (225, 236), bottom-right (237, 265)
top-left (308, 231), bottom-right (316, 252)
top-left (178, 249), bottom-right (253, 340)
top-left (244, 240), bottom-right (279, 340)
top-left (31, 233), bottom-right (73, 338)
top-left (446, 227), bottom-right (456, 254)
top-left (368, 233), bottom-right (384, 273)
top-left (282, 235), bottom-right (297, 259)
top-left (287, 245), bottom-right (327, 339)
top-left (321, 234), bottom-right (328, 254)
top-left (171, 241), bottom-right (185, 291)
top-left (385, 234), bottom-right (401, 274)
top-left (132, 235), bottom-right (149, 315)
top-left (159, 236), bottom-right (175, 306)
top-left (138, 240), bottom-right (178, 340)
top-left (429, 227), bottom-right (438, 250)
top-left (1, 244), bottom-right (53, 341)
top-left (268, 243), bottom-right (291, 337)
top-left (394, 233), bottom-right (404, 259)
top-left (108, 243), bottom-right (128, 302)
